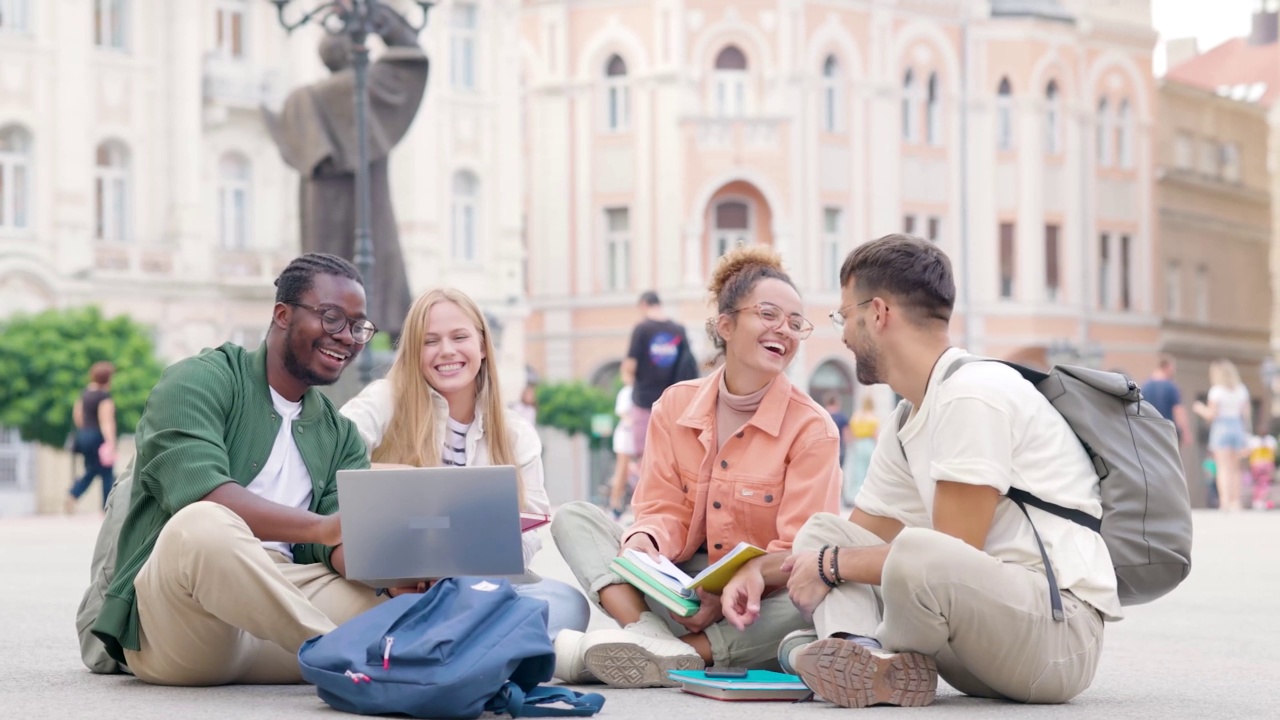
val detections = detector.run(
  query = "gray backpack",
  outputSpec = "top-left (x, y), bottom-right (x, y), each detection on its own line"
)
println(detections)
top-left (901, 357), bottom-right (1193, 619)
top-left (75, 457), bottom-right (134, 674)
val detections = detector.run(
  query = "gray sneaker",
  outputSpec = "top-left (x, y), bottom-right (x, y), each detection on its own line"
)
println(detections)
top-left (792, 637), bottom-right (937, 708)
top-left (777, 628), bottom-right (818, 675)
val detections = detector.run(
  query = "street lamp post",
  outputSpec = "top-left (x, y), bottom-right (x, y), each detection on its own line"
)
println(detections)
top-left (268, 0), bottom-right (433, 386)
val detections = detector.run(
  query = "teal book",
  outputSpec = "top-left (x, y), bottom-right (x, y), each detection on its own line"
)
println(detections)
top-left (666, 670), bottom-right (811, 701)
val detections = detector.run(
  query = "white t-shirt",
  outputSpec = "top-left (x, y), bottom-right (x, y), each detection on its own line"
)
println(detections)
top-left (443, 417), bottom-right (470, 466)
top-left (613, 385), bottom-right (635, 455)
top-left (1208, 384), bottom-right (1250, 420)
top-left (245, 388), bottom-right (315, 560)
top-left (855, 348), bottom-right (1123, 621)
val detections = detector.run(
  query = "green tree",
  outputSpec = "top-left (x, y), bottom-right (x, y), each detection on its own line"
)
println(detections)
top-left (534, 381), bottom-right (615, 440)
top-left (0, 306), bottom-right (165, 448)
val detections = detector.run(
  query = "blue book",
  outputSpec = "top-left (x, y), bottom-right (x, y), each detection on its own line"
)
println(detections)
top-left (666, 670), bottom-right (811, 701)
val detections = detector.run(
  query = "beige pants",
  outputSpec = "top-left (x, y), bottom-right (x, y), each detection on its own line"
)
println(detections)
top-left (551, 501), bottom-right (807, 669)
top-left (124, 502), bottom-right (384, 686)
top-left (795, 513), bottom-right (1105, 704)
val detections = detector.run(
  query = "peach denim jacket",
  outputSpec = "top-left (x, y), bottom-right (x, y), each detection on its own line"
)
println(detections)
top-left (625, 366), bottom-right (842, 565)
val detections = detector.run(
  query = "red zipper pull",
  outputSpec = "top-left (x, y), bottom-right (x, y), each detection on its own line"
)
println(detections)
top-left (382, 636), bottom-right (395, 670)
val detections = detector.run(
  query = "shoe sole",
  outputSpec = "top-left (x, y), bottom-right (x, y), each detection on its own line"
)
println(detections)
top-left (581, 642), bottom-right (705, 688)
top-left (793, 638), bottom-right (937, 708)
top-left (777, 632), bottom-right (818, 675)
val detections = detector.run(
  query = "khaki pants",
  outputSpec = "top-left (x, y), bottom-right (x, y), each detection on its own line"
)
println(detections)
top-left (795, 513), bottom-right (1105, 704)
top-left (124, 502), bottom-right (384, 686)
top-left (551, 501), bottom-right (806, 669)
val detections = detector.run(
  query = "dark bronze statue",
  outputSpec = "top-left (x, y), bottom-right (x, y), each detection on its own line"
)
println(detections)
top-left (264, 7), bottom-right (428, 336)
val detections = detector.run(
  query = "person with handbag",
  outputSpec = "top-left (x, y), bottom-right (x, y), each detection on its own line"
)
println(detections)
top-left (340, 287), bottom-right (590, 641)
top-left (550, 246), bottom-right (842, 687)
top-left (66, 361), bottom-right (118, 512)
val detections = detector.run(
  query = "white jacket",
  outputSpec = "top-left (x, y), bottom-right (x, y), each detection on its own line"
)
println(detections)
top-left (339, 379), bottom-right (549, 567)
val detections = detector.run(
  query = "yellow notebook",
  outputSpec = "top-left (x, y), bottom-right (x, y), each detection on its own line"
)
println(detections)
top-left (687, 542), bottom-right (767, 594)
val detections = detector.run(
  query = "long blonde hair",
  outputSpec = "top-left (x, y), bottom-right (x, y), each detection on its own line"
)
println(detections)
top-left (373, 288), bottom-right (526, 509)
top-left (1209, 359), bottom-right (1242, 390)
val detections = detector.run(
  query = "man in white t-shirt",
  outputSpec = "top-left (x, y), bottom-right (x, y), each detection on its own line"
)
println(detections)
top-left (719, 234), bottom-right (1120, 708)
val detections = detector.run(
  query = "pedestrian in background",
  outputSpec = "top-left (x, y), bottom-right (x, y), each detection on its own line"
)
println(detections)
top-left (66, 361), bottom-right (117, 512)
top-left (1194, 359), bottom-right (1251, 511)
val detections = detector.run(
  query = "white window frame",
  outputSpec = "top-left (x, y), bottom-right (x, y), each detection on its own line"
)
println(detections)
top-left (0, 126), bottom-right (32, 232)
top-left (603, 55), bottom-right (629, 133)
top-left (603, 207), bottom-right (631, 292)
top-left (712, 45), bottom-right (749, 118)
top-left (218, 153), bottom-right (252, 250)
top-left (1098, 232), bottom-right (1112, 310)
top-left (95, 141), bottom-right (130, 243)
top-left (1097, 97), bottom-right (1112, 167)
top-left (996, 78), bottom-right (1014, 151)
top-left (1166, 260), bottom-right (1181, 318)
top-left (710, 198), bottom-right (752, 263)
top-left (926, 72), bottom-right (941, 145)
top-left (1194, 264), bottom-right (1209, 323)
top-left (95, 0), bottom-right (128, 51)
top-left (1116, 99), bottom-right (1132, 169)
top-left (822, 207), bottom-right (842, 291)
top-left (214, 0), bottom-right (249, 61)
top-left (0, 0), bottom-right (30, 34)
top-left (451, 171), bottom-right (479, 263)
top-left (822, 55), bottom-right (840, 133)
top-left (450, 4), bottom-right (477, 91)
top-left (902, 69), bottom-right (917, 142)
top-left (1045, 81), bottom-right (1061, 155)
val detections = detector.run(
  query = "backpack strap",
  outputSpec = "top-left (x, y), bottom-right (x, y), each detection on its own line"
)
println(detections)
top-left (490, 682), bottom-right (607, 718)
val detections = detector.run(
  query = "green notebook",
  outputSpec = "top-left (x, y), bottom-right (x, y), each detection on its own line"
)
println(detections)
top-left (610, 557), bottom-right (701, 617)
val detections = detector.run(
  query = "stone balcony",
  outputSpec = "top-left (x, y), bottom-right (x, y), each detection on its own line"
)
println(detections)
top-left (202, 55), bottom-right (283, 113)
top-left (686, 116), bottom-right (786, 152)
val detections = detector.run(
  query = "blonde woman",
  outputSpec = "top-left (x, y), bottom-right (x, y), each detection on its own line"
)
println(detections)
top-left (1194, 359), bottom-right (1252, 511)
top-left (340, 288), bottom-right (589, 638)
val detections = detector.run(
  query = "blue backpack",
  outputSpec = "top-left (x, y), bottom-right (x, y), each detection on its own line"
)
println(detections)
top-left (298, 577), bottom-right (605, 719)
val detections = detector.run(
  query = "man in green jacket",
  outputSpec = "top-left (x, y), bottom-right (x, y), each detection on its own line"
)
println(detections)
top-left (91, 253), bottom-right (386, 686)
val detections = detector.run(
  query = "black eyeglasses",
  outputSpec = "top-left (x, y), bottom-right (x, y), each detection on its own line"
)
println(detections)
top-left (727, 302), bottom-right (815, 340)
top-left (287, 303), bottom-right (377, 344)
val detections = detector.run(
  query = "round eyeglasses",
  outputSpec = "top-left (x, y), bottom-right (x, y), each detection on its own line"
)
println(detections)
top-left (727, 302), bottom-right (815, 340)
top-left (286, 303), bottom-right (378, 344)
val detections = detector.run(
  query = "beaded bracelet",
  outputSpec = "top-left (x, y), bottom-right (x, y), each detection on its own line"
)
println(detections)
top-left (817, 545), bottom-right (838, 589)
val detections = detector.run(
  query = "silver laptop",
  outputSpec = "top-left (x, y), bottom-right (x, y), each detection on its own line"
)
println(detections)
top-left (336, 466), bottom-right (525, 587)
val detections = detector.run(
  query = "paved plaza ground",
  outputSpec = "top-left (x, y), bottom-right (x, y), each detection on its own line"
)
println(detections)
top-left (3, 509), bottom-right (1277, 719)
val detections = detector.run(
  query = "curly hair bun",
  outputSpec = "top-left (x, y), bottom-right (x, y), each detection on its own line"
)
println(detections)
top-left (708, 245), bottom-right (785, 299)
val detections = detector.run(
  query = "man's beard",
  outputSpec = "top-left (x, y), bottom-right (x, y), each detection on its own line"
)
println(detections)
top-left (282, 323), bottom-right (339, 388)
top-left (853, 322), bottom-right (881, 386)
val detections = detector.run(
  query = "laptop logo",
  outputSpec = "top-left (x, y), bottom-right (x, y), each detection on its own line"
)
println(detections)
top-left (407, 516), bottom-right (451, 530)
top-left (471, 581), bottom-right (500, 592)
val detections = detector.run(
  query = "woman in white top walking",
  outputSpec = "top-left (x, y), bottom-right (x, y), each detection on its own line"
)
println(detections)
top-left (1194, 359), bottom-right (1252, 511)
top-left (340, 288), bottom-right (590, 638)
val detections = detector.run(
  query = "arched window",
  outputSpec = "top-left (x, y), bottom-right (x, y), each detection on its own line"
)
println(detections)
top-left (711, 199), bottom-right (750, 260)
top-left (0, 125), bottom-right (32, 231)
top-left (0, 0), bottom-right (31, 33)
top-left (1097, 97), bottom-right (1111, 166)
top-left (996, 77), bottom-right (1013, 151)
top-left (217, 152), bottom-right (251, 250)
top-left (926, 72), bottom-right (940, 145)
top-left (822, 55), bottom-right (840, 133)
top-left (95, 141), bottom-right (130, 242)
top-left (901, 69), bottom-right (916, 141)
top-left (1116, 99), bottom-right (1132, 168)
top-left (1044, 80), bottom-right (1061, 154)
top-left (452, 170), bottom-right (479, 263)
top-left (713, 45), bottom-right (748, 118)
top-left (604, 54), bottom-right (629, 132)
top-left (95, 0), bottom-right (129, 50)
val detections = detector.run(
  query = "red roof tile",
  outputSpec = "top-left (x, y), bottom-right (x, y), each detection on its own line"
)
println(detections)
top-left (1166, 38), bottom-right (1280, 107)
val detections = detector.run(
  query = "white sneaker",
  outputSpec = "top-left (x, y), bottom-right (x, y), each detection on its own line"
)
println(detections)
top-left (623, 611), bottom-right (678, 639)
top-left (553, 630), bottom-right (597, 684)
top-left (580, 628), bottom-right (705, 688)
top-left (777, 628), bottom-right (818, 675)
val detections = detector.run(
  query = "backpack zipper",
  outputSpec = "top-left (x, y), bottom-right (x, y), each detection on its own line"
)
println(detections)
top-left (383, 636), bottom-right (395, 670)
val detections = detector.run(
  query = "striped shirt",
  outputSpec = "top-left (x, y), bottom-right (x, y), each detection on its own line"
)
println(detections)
top-left (443, 417), bottom-right (470, 466)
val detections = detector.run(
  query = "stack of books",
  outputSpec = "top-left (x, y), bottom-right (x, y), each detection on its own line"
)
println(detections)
top-left (609, 541), bottom-right (766, 617)
top-left (666, 670), bottom-right (811, 701)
